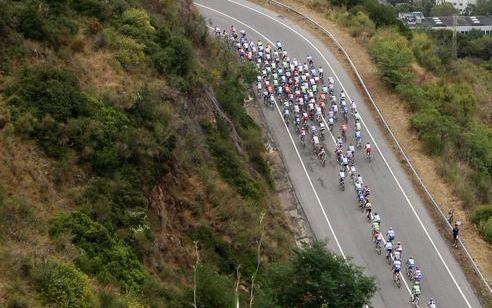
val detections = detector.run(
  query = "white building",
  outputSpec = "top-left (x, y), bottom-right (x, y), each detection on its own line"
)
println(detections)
top-left (400, 12), bottom-right (492, 35)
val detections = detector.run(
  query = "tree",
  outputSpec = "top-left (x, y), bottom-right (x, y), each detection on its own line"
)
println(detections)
top-left (368, 28), bottom-right (415, 88)
top-left (430, 3), bottom-right (457, 16)
top-left (265, 242), bottom-right (377, 307)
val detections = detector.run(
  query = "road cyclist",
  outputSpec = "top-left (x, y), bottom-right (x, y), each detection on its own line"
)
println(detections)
top-left (219, 27), bottom-right (440, 306)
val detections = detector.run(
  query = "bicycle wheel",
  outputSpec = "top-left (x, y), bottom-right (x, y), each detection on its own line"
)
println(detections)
top-left (376, 244), bottom-right (381, 255)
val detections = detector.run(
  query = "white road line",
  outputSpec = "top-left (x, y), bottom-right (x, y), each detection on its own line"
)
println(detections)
top-left (222, 1), bottom-right (473, 306)
top-left (196, 2), bottom-right (346, 258)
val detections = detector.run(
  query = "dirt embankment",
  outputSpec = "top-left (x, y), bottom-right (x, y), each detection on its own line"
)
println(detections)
top-left (251, 0), bottom-right (492, 301)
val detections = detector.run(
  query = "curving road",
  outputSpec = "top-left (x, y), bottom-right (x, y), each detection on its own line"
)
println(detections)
top-left (196, 1), bottom-right (482, 307)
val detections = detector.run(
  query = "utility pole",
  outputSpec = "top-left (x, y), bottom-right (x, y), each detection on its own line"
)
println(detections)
top-left (452, 13), bottom-right (457, 60)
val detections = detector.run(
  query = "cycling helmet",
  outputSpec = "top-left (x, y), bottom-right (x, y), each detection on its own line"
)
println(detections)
top-left (409, 256), bottom-right (413, 259)
top-left (374, 212), bottom-right (378, 215)
top-left (389, 227), bottom-right (393, 230)
top-left (415, 281), bottom-right (420, 285)
top-left (397, 242), bottom-right (401, 245)
top-left (416, 266), bottom-right (420, 270)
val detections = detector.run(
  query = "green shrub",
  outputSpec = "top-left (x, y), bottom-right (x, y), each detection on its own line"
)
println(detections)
top-left (8, 65), bottom-right (88, 122)
top-left (411, 32), bottom-right (442, 72)
top-left (16, 3), bottom-right (50, 42)
top-left (105, 29), bottom-right (146, 67)
top-left (472, 205), bottom-right (492, 243)
top-left (193, 265), bottom-right (235, 308)
top-left (410, 108), bottom-right (459, 156)
top-left (36, 259), bottom-right (95, 307)
top-left (472, 204), bottom-right (492, 225)
top-left (72, 0), bottom-right (113, 20)
top-left (50, 211), bottom-right (150, 293)
top-left (153, 35), bottom-right (194, 76)
top-left (204, 122), bottom-right (262, 200)
top-left (368, 28), bottom-right (414, 88)
top-left (264, 242), bottom-right (376, 307)
top-left (118, 8), bottom-right (155, 41)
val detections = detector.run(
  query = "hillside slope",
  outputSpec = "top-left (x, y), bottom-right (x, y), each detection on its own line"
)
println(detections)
top-left (0, 0), bottom-right (296, 306)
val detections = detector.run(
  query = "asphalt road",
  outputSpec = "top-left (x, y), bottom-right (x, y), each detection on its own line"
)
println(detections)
top-left (196, 1), bottom-right (482, 307)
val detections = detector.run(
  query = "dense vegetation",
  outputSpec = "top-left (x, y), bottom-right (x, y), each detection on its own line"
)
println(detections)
top-left (307, 0), bottom-right (492, 244)
top-left (0, 0), bottom-right (376, 306)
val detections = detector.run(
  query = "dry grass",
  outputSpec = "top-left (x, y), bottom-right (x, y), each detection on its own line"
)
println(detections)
top-left (251, 0), bottom-right (492, 301)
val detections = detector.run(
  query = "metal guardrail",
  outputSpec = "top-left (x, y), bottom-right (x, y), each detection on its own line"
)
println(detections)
top-left (265, 0), bottom-right (492, 295)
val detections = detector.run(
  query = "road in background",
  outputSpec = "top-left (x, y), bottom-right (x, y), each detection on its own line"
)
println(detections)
top-left (197, 1), bottom-right (482, 307)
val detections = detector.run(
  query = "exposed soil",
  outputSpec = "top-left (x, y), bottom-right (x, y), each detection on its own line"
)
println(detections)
top-left (251, 0), bottom-right (492, 302)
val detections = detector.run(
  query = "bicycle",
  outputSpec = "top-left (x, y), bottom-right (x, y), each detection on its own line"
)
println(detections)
top-left (339, 177), bottom-right (345, 191)
top-left (410, 294), bottom-right (420, 307)
top-left (393, 272), bottom-right (401, 288)
top-left (386, 250), bottom-right (393, 265)
top-left (406, 266), bottom-right (415, 281)
top-left (319, 152), bottom-right (326, 167)
top-left (375, 240), bottom-right (382, 255)
top-left (300, 136), bottom-right (306, 149)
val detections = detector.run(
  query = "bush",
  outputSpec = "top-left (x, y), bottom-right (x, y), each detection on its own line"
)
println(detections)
top-left (194, 265), bottom-right (235, 308)
top-left (49, 211), bottom-right (150, 293)
top-left (8, 65), bottom-right (88, 122)
top-left (411, 32), bottom-right (441, 72)
top-left (118, 8), bottom-right (155, 41)
top-left (37, 259), bottom-right (95, 307)
top-left (153, 35), bottom-right (194, 76)
top-left (264, 242), bottom-right (376, 307)
top-left (368, 28), bottom-right (414, 88)
top-left (472, 205), bottom-right (492, 243)
top-left (204, 122), bottom-right (262, 200)
top-left (105, 29), bottom-right (146, 67)
top-left (72, 0), bottom-right (113, 20)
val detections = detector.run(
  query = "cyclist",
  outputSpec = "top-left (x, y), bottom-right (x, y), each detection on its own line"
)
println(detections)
top-left (371, 219), bottom-right (379, 236)
top-left (411, 281), bottom-right (422, 304)
top-left (374, 230), bottom-right (383, 245)
top-left (339, 169), bottom-right (345, 187)
top-left (327, 116), bottom-right (334, 131)
top-left (387, 227), bottom-right (395, 243)
top-left (336, 136), bottom-right (343, 147)
top-left (356, 174), bottom-right (363, 185)
top-left (363, 185), bottom-right (370, 198)
top-left (366, 200), bottom-right (373, 220)
top-left (346, 149), bottom-right (354, 166)
top-left (283, 109), bottom-right (289, 123)
top-left (395, 242), bottom-right (403, 257)
top-left (355, 130), bottom-right (362, 147)
top-left (427, 298), bottom-right (436, 308)
top-left (365, 141), bottom-right (372, 159)
top-left (341, 155), bottom-right (349, 171)
top-left (312, 134), bottom-right (320, 152)
top-left (319, 122), bottom-right (326, 137)
top-left (350, 100), bottom-right (357, 114)
top-left (311, 124), bottom-right (317, 136)
top-left (384, 241), bottom-right (393, 259)
top-left (415, 266), bottom-right (423, 283)
top-left (294, 115), bottom-right (301, 132)
top-left (407, 256), bottom-right (416, 276)
top-left (373, 212), bottom-right (381, 226)
top-left (318, 66), bottom-right (324, 79)
top-left (318, 146), bottom-right (326, 161)
top-left (392, 258), bottom-right (402, 278)
top-left (355, 118), bottom-right (361, 131)
top-left (393, 250), bottom-right (402, 261)
top-left (348, 143), bottom-right (355, 155)
top-left (299, 128), bottom-right (306, 143)
top-left (340, 122), bottom-right (348, 139)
